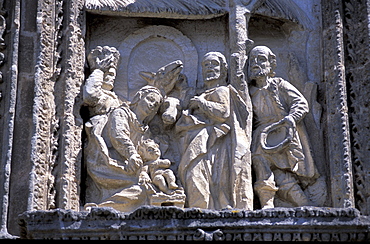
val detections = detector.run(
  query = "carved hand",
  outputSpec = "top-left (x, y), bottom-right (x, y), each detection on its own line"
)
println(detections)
top-left (96, 55), bottom-right (115, 72)
top-left (159, 159), bottom-right (172, 168)
top-left (127, 153), bottom-right (143, 173)
top-left (139, 171), bottom-right (152, 184)
top-left (189, 95), bottom-right (205, 110)
top-left (282, 115), bottom-right (296, 128)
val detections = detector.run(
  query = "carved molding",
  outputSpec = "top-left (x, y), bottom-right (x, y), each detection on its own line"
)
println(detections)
top-left (18, 206), bottom-right (370, 241)
top-left (30, 0), bottom-right (85, 211)
top-left (30, 0), bottom-right (61, 211)
top-left (0, 0), bottom-right (18, 239)
top-left (53, 0), bottom-right (85, 211)
top-left (321, 0), bottom-right (354, 208)
top-left (342, 0), bottom-right (370, 216)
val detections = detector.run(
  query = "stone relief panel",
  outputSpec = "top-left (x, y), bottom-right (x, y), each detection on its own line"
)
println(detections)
top-left (82, 44), bottom-right (325, 211)
top-left (81, 0), bottom-right (333, 213)
top-left (1, 0), bottom-right (369, 239)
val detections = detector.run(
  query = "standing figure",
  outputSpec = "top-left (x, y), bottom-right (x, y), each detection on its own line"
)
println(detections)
top-left (247, 45), bottom-right (321, 209)
top-left (176, 52), bottom-right (253, 210)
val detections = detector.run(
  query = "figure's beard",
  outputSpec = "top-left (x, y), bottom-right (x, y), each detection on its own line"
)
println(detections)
top-left (248, 66), bottom-right (270, 81)
top-left (204, 70), bottom-right (221, 82)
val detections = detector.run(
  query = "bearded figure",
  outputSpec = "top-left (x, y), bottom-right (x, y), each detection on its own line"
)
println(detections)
top-left (175, 52), bottom-right (253, 210)
top-left (248, 45), bottom-right (324, 209)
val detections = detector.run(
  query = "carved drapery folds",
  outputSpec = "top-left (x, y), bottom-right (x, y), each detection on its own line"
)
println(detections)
top-left (7, 0), bottom-right (370, 239)
top-left (21, 0), bottom-right (356, 212)
top-left (80, 0), bottom-right (330, 212)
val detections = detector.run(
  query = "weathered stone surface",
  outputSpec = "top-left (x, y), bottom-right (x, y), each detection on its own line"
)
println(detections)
top-left (18, 206), bottom-right (370, 241)
top-left (0, 0), bottom-right (368, 240)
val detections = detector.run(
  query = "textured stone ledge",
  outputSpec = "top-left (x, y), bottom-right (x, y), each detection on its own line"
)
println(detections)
top-left (18, 206), bottom-right (370, 241)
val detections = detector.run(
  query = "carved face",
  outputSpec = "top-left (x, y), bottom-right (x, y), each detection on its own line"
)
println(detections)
top-left (141, 140), bottom-right (161, 162)
top-left (202, 55), bottom-right (221, 83)
top-left (137, 91), bottom-right (162, 118)
top-left (248, 47), bottom-right (273, 81)
top-left (102, 67), bottom-right (116, 90)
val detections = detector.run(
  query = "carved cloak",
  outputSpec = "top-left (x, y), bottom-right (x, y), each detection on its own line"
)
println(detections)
top-left (176, 85), bottom-right (253, 210)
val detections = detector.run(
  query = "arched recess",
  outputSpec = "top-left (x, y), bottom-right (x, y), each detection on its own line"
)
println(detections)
top-left (116, 25), bottom-right (198, 101)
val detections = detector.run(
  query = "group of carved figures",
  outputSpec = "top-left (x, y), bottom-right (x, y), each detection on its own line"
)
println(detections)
top-left (83, 45), bottom-right (326, 212)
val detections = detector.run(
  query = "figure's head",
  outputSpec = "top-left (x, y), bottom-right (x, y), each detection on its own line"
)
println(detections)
top-left (247, 46), bottom-right (276, 82)
top-left (87, 46), bottom-right (120, 90)
top-left (137, 138), bottom-right (161, 162)
top-left (201, 52), bottom-right (228, 86)
top-left (130, 86), bottom-right (163, 124)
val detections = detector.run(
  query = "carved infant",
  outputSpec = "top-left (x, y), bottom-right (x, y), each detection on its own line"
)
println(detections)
top-left (137, 138), bottom-right (179, 194)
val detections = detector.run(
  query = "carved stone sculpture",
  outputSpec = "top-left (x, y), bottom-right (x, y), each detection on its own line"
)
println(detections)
top-left (83, 46), bottom-right (188, 211)
top-left (2, 0), bottom-right (370, 240)
top-left (82, 42), bottom-right (327, 214)
top-left (83, 46), bottom-right (122, 116)
top-left (141, 60), bottom-right (194, 164)
top-left (137, 138), bottom-right (185, 207)
top-left (247, 45), bottom-right (326, 209)
top-left (175, 52), bottom-right (253, 210)
top-left (83, 46), bottom-right (166, 211)
top-left (137, 138), bottom-right (179, 194)
top-left (83, 84), bottom-right (164, 212)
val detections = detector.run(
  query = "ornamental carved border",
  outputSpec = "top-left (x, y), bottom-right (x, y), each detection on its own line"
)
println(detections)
top-left (30, 0), bottom-right (62, 211)
top-left (321, 0), bottom-right (354, 209)
top-left (28, 0), bottom-right (365, 215)
top-left (30, 0), bottom-right (85, 211)
top-left (342, 0), bottom-right (370, 216)
top-left (18, 206), bottom-right (369, 241)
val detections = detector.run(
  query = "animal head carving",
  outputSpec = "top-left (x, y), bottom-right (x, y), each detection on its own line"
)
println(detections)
top-left (160, 97), bottom-right (182, 125)
top-left (139, 60), bottom-right (184, 95)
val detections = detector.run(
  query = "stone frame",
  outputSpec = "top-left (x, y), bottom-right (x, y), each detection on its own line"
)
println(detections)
top-left (1, 0), bottom-right (369, 240)
top-left (18, 206), bottom-right (369, 241)
top-left (17, 0), bottom-right (356, 213)
top-left (68, 0), bottom-right (356, 212)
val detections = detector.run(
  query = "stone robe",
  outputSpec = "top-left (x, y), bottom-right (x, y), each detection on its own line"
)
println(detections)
top-left (176, 85), bottom-right (253, 210)
top-left (84, 104), bottom-right (149, 212)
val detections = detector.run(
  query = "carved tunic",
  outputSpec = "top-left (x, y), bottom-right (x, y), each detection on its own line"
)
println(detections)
top-left (250, 77), bottom-right (319, 184)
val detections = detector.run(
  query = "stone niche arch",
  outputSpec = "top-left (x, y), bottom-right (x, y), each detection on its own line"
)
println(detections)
top-left (116, 25), bottom-right (198, 101)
